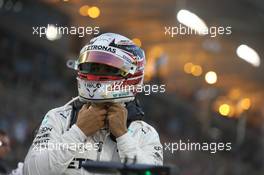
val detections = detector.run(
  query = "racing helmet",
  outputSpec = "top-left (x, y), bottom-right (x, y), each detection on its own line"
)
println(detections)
top-left (68, 33), bottom-right (145, 103)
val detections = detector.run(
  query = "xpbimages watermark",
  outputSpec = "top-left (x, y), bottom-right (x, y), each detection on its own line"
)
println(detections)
top-left (33, 142), bottom-right (100, 153)
top-left (103, 84), bottom-right (166, 96)
top-left (32, 24), bottom-right (100, 38)
top-left (164, 140), bottom-right (232, 154)
top-left (164, 24), bottom-right (232, 38)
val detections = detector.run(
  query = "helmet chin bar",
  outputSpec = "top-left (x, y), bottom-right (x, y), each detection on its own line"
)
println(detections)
top-left (77, 77), bottom-right (136, 103)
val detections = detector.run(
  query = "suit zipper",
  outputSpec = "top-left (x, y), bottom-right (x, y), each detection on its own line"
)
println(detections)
top-left (96, 141), bottom-right (103, 161)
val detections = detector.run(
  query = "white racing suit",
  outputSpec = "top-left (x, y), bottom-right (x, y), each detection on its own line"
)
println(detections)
top-left (23, 97), bottom-right (163, 175)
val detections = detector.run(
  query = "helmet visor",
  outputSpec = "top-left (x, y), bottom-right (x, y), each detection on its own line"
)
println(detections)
top-left (78, 51), bottom-right (137, 74)
top-left (78, 63), bottom-right (124, 76)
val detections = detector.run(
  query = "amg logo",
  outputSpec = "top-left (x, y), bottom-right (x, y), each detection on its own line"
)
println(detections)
top-left (86, 45), bottom-right (116, 53)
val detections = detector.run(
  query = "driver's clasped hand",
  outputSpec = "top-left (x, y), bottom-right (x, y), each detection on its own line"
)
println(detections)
top-left (76, 103), bottom-right (128, 138)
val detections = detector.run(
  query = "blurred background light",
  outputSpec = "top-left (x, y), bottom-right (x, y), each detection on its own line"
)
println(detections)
top-left (79, 5), bottom-right (89, 16)
top-left (239, 98), bottom-right (251, 110)
top-left (184, 62), bottom-right (193, 74)
top-left (205, 71), bottom-right (217, 84)
top-left (46, 24), bottom-right (61, 41)
top-left (88, 6), bottom-right (100, 19)
top-left (183, 63), bottom-right (203, 76)
top-left (219, 103), bottom-right (231, 117)
top-left (191, 65), bottom-right (203, 76)
top-left (132, 38), bottom-right (142, 47)
top-left (236, 44), bottom-right (261, 67)
top-left (177, 9), bottom-right (208, 35)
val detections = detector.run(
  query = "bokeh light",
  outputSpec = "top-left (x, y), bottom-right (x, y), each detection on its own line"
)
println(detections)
top-left (236, 44), bottom-right (260, 67)
top-left (205, 71), bottom-right (217, 84)
top-left (46, 24), bottom-right (61, 41)
top-left (88, 6), bottom-right (100, 18)
top-left (177, 9), bottom-right (208, 35)
top-left (239, 98), bottom-right (251, 110)
top-left (79, 5), bottom-right (89, 16)
top-left (219, 104), bottom-right (231, 116)
top-left (132, 38), bottom-right (142, 47)
top-left (191, 65), bottom-right (203, 76)
top-left (184, 62), bottom-right (193, 74)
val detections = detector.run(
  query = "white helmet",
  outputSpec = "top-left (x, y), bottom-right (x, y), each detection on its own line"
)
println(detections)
top-left (68, 33), bottom-right (145, 103)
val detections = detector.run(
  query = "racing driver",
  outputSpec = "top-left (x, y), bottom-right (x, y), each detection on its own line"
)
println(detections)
top-left (23, 33), bottom-right (163, 175)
